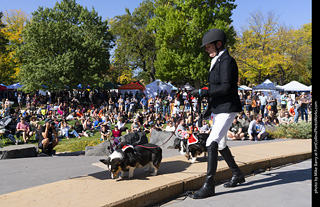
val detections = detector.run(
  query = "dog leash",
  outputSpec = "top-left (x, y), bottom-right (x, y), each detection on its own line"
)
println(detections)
top-left (136, 92), bottom-right (191, 149)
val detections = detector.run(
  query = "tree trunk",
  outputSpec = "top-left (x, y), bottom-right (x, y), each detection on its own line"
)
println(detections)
top-left (194, 79), bottom-right (201, 89)
top-left (149, 65), bottom-right (155, 83)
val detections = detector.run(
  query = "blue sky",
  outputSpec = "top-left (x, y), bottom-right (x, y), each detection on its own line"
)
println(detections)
top-left (1, 0), bottom-right (311, 30)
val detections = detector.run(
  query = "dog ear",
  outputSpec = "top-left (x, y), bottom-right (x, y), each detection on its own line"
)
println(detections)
top-left (100, 157), bottom-right (111, 165)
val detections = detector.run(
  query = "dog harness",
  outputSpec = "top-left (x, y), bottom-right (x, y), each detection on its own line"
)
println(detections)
top-left (187, 134), bottom-right (199, 145)
top-left (122, 144), bottom-right (134, 152)
top-left (181, 131), bottom-right (199, 145)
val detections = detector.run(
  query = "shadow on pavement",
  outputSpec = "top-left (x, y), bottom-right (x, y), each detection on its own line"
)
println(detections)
top-left (216, 167), bottom-right (311, 196)
top-left (80, 160), bottom-right (192, 181)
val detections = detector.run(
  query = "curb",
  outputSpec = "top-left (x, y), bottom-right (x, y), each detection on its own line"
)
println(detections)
top-left (109, 151), bottom-right (311, 207)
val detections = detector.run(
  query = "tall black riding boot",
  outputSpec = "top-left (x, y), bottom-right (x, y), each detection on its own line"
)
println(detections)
top-left (219, 146), bottom-right (245, 187)
top-left (189, 141), bottom-right (218, 199)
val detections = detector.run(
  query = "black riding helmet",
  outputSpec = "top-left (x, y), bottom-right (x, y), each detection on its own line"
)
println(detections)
top-left (200, 28), bottom-right (227, 50)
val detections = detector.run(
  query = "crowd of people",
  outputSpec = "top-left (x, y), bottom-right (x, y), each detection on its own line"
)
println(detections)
top-left (0, 88), bottom-right (312, 150)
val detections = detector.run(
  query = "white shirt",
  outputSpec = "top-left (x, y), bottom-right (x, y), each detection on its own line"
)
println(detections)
top-left (172, 106), bottom-right (180, 115)
top-left (248, 120), bottom-right (266, 136)
top-left (209, 49), bottom-right (226, 71)
top-left (259, 96), bottom-right (268, 106)
top-left (117, 121), bottom-right (125, 129)
top-left (165, 125), bottom-right (175, 132)
top-left (60, 125), bottom-right (70, 136)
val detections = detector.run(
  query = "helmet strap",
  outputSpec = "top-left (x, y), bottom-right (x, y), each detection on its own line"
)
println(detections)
top-left (212, 41), bottom-right (223, 58)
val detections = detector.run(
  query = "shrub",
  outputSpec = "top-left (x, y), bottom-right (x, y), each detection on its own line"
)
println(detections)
top-left (267, 122), bottom-right (312, 139)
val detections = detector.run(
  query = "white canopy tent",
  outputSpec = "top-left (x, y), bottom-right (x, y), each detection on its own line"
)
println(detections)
top-left (239, 85), bottom-right (252, 90)
top-left (280, 81), bottom-right (311, 92)
top-left (166, 82), bottom-right (178, 90)
top-left (253, 79), bottom-right (279, 91)
top-left (145, 79), bottom-right (172, 98)
top-left (253, 79), bottom-right (281, 99)
top-left (181, 82), bottom-right (194, 91)
top-left (6, 82), bottom-right (23, 90)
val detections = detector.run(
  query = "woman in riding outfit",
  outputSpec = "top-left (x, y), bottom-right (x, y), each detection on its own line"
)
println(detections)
top-left (190, 28), bottom-right (245, 199)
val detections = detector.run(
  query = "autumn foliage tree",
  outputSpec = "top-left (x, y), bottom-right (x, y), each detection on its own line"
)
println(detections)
top-left (232, 10), bottom-right (312, 86)
top-left (0, 12), bottom-right (9, 84)
top-left (0, 10), bottom-right (28, 85)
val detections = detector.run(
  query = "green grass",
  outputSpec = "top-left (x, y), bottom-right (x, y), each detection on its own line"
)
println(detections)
top-left (54, 134), bottom-right (102, 152)
top-left (1, 120), bottom-right (158, 153)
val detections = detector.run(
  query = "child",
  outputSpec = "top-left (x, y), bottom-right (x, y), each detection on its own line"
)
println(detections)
top-left (109, 136), bottom-right (121, 152)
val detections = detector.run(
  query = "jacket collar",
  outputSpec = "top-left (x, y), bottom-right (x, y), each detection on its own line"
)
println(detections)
top-left (209, 49), bottom-right (228, 71)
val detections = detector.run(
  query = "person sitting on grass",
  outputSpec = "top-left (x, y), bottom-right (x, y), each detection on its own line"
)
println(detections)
top-left (83, 117), bottom-right (94, 136)
top-left (93, 117), bottom-right (102, 130)
top-left (227, 117), bottom-right (245, 140)
top-left (16, 117), bottom-right (32, 144)
top-left (66, 112), bottom-right (76, 121)
top-left (155, 119), bottom-right (163, 131)
top-left (149, 124), bottom-right (157, 135)
top-left (199, 120), bottom-right (210, 134)
top-left (248, 114), bottom-right (269, 141)
top-left (38, 118), bottom-right (59, 156)
top-left (264, 115), bottom-right (274, 127)
top-left (75, 109), bottom-right (83, 118)
top-left (131, 119), bottom-right (141, 132)
top-left (100, 122), bottom-right (110, 141)
top-left (0, 126), bottom-right (19, 145)
top-left (280, 111), bottom-right (294, 125)
top-left (165, 121), bottom-right (175, 132)
top-left (116, 117), bottom-right (127, 134)
top-left (73, 120), bottom-right (86, 137)
top-left (60, 119), bottom-right (80, 139)
top-left (112, 125), bottom-right (121, 138)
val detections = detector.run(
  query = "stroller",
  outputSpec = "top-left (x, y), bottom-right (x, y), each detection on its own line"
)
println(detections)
top-left (0, 116), bottom-right (18, 147)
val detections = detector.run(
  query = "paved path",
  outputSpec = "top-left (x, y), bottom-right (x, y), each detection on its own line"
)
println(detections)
top-left (161, 159), bottom-right (312, 207)
top-left (0, 139), bottom-right (288, 195)
top-left (0, 139), bottom-right (311, 207)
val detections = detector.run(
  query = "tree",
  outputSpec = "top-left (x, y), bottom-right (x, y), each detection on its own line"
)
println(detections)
top-left (0, 11), bottom-right (10, 85)
top-left (268, 23), bottom-right (311, 85)
top-left (0, 12), bottom-right (7, 53)
top-left (148, 0), bottom-right (237, 87)
top-left (110, 0), bottom-right (156, 84)
top-left (0, 10), bottom-right (29, 84)
top-left (232, 10), bottom-right (311, 86)
top-left (18, 0), bottom-right (113, 92)
top-left (0, 11), bottom-right (12, 85)
top-left (232, 10), bottom-right (278, 85)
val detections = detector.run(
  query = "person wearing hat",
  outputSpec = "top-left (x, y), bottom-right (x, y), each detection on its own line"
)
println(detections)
top-left (38, 118), bottom-right (59, 155)
top-left (190, 28), bottom-right (244, 199)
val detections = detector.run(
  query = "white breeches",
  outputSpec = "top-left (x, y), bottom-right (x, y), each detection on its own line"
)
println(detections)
top-left (206, 112), bottom-right (238, 150)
